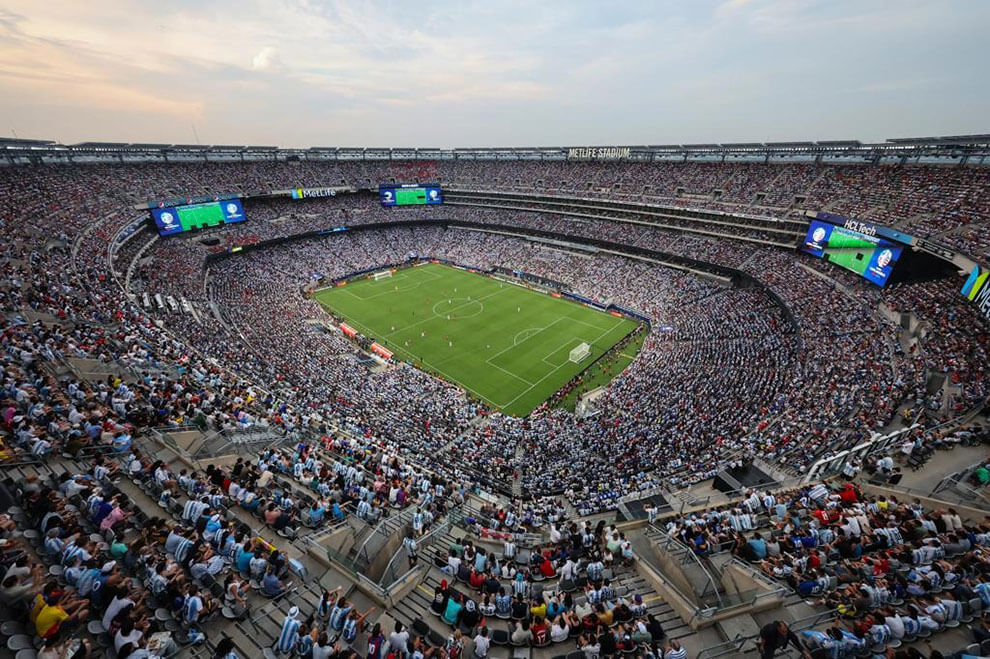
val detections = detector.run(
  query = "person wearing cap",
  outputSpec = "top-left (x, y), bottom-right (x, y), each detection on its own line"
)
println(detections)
top-left (276, 606), bottom-right (301, 655)
top-left (630, 593), bottom-right (646, 617)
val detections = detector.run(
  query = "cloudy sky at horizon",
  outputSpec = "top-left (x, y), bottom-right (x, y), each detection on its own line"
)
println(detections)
top-left (0, 0), bottom-right (987, 148)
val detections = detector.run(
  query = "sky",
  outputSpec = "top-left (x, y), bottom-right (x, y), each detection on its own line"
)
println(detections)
top-left (0, 0), bottom-right (987, 148)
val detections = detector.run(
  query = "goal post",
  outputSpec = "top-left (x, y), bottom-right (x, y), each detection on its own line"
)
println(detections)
top-left (569, 342), bottom-right (591, 364)
top-left (372, 270), bottom-right (393, 282)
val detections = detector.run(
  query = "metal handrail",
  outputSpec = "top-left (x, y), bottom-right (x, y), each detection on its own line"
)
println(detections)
top-left (803, 423), bottom-right (922, 482)
top-left (632, 537), bottom-right (708, 622)
top-left (647, 524), bottom-right (724, 608)
top-left (694, 607), bottom-right (839, 659)
top-left (352, 506), bottom-right (416, 568)
top-left (379, 508), bottom-right (462, 590)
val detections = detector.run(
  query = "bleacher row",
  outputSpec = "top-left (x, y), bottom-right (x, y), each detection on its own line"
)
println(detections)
top-left (0, 441), bottom-right (359, 659)
top-left (656, 477), bottom-right (990, 657)
top-left (384, 517), bottom-right (692, 659)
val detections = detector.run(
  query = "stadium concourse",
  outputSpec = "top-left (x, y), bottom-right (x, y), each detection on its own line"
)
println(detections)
top-left (0, 151), bottom-right (988, 659)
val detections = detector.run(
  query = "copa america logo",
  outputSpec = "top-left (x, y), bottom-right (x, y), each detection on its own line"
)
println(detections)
top-left (812, 227), bottom-right (826, 243)
top-left (226, 203), bottom-right (239, 214)
top-left (160, 212), bottom-right (176, 226)
top-left (877, 249), bottom-right (893, 268)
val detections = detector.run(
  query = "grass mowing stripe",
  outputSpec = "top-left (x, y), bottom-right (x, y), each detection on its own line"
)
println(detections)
top-left (311, 263), bottom-right (642, 416)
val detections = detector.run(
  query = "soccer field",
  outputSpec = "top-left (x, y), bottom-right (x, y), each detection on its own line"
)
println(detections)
top-left (311, 263), bottom-right (641, 417)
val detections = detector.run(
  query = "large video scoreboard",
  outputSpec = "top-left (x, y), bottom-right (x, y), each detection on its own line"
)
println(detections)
top-left (379, 183), bottom-right (443, 206)
top-left (150, 199), bottom-right (246, 236)
top-left (801, 219), bottom-right (903, 287)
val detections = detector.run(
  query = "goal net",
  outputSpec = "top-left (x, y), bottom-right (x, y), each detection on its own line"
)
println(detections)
top-left (372, 270), bottom-right (393, 282)
top-left (569, 342), bottom-right (591, 363)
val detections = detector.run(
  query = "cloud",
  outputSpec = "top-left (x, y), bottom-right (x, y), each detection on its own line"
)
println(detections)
top-left (251, 47), bottom-right (283, 72)
top-left (0, 0), bottom-right (986, 146)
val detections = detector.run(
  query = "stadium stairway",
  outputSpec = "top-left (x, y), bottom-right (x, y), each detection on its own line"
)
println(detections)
top-left (389, 514), bottom-right (696, 659)
top-left (640, 525), bottom-right (725, 610)
top-left (390, 564), bottom-right (694, 659)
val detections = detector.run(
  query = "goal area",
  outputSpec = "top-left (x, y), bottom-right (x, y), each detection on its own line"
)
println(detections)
top-left (372, 270), bottom-right (393, 281)
top-left (569, 342), bottom-right (591, 363)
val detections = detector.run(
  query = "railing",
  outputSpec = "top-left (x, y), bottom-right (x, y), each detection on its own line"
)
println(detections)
top-left (667, 475), bottom-right (801, 516)
top-left (803, 423), bottom-right (921, 482)
top-left (804, 412), bottom-right (976, 483)
top-left (456, 502), bottom-right (544, 548)
top-left (647, 524), bottom-right (724, 608)
top-left (624, 532), bottom-right (704, 619)
top-left (932, 460), bottom-right (990, 505)
top-left (349, 506), bottom-right (416, 571)
top-left (379, 508), bottom-right (463, 590)
top-left (718, 556), bottom-right (791, 606)
top-left (191, 425), bottom-right (292, 460)
top-left (300, 534), bottom-right (387, 598)
top-left (694, 607), bottom-right (839, 659)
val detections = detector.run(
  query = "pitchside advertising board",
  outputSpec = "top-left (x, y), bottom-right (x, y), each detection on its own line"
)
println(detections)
top-left (379, 183), bottom-right (443, 206)
top-left (962, 265), bottom-right (990, 322)
top-left (801, 219), bottom-right (903, 287)
top-left (150, 199), bottom-right (246, 236)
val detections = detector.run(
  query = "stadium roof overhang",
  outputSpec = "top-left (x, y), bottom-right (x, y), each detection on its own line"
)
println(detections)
top-left (1, 134), bottom-right (988, 162)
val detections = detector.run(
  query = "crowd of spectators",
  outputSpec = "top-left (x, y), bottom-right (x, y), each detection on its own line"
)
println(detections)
top-left (0, 160), bottom-right (987, 521)
top-left (660, 471), bottom-right (990, 657)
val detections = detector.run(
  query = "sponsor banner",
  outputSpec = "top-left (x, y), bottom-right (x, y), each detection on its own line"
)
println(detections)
top-left (290, 187), bottom-right (338, 199)
top-left (567, 147), bottom-right (632, 161)
top-left (567, 293), bottom-right (595, 305)
top-left (370, 343), bottom-right (393, 359)
top-left (340, 323), bottom-right (356, 338)
top-left (609, 311), bottom-right (623, 318)
top-left (813, 212), bottom-right (915, 245)
top-left (962, 265), bottom-right (990, 322)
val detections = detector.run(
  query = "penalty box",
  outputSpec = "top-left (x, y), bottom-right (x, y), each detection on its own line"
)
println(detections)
top-left (486, 318), bottom-right (599, 384)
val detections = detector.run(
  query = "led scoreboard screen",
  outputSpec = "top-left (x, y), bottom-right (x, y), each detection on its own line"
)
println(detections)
top-left (150, 199), bottom-right (246, 236)
top-left (379, 184), bottom-right (443, 206)
top-left (801, 219), bottom-right (902, 287)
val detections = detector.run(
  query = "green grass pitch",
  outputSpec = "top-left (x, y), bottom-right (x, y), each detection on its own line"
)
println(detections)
top-left (311, 263), bottom-right (641, 417)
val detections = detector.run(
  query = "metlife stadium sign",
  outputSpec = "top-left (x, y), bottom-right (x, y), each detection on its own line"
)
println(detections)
top-left (962, 265), bottom-right (990, 322)
top-left (290, 187), bottom-right (338, 199)
top-left (567, 147), bottom-right (632, 160)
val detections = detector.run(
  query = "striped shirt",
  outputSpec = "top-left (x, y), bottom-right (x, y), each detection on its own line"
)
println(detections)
top-left (277, 616), bottom-right (301, 653)
top-left (44, 536), bottom-right (64, 558)
top-left (329, 604), bottom-right (352, 631)
top-left (76, 568), bottom-right (101, 597)
top-left (175, 538), bottom-right (194, 564)
top-left (183, 595), bottom-right (203, 623)
top-left (342, 617), bottom-right (358, 642)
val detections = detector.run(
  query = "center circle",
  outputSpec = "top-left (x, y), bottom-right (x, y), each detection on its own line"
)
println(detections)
top-left (432, 298), bottom-right (483, 319)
